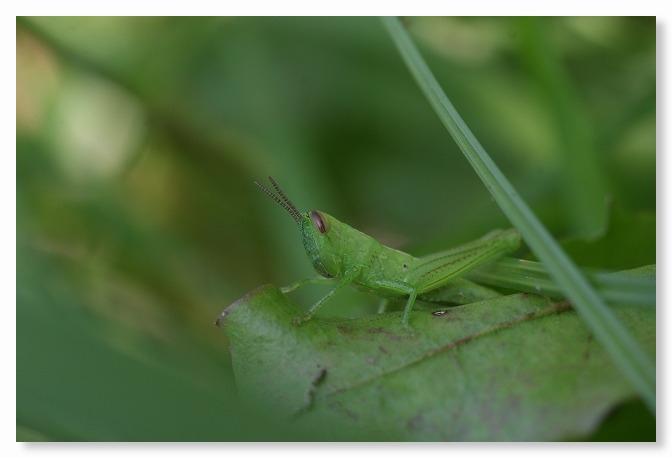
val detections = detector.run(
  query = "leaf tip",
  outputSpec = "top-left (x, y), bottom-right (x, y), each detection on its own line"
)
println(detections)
top-left (215, 284), bottom-right (275, 329)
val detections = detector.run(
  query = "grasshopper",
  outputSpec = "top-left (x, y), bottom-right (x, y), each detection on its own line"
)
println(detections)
top-left (255, 176), bottom-right (521, 325)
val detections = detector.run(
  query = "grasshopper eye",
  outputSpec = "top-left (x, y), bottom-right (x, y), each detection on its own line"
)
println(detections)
top-left (309, 211), bottom-right (329, 234)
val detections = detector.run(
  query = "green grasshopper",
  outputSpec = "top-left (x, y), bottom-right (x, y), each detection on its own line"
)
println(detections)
top-left (256, 176), bottom-right (521, 325)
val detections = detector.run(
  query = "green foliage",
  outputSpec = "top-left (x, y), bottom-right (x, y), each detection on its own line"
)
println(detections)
top-left (217, 286), bottom-right (654, 441)
top-left (17, 17), bottom-right (655, 441)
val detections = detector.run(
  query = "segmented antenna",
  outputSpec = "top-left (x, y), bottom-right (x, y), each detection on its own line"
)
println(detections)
top-left (255, 176), bottom-right (302, 223)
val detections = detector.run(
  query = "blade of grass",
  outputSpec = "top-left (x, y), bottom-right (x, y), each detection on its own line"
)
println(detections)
top-left (381, 16), bottom-right (655, 412)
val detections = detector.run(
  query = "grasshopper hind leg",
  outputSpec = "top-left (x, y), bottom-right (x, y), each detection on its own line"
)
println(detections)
top-left (419, 278), bottom-right (502, 305)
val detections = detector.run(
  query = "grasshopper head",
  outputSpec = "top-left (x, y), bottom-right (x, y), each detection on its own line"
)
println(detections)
top-left (298, 210), bottom-right (344, 278)
top-left (255, 177), bottom-right (344, 278)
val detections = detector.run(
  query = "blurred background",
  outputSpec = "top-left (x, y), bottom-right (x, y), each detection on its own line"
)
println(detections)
top-left (16, 17), bottom-right (655, 441)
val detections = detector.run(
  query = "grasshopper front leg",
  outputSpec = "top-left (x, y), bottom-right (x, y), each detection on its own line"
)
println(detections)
top-left (293, 269), bottom-right (360, 325)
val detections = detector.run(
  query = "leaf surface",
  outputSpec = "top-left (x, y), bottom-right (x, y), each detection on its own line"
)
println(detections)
top-left (217, 286), bottom-right (654, 441)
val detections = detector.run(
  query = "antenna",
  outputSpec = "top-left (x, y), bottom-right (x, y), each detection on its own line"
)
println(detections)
top-left (254, 176), bottom-right (302, 223)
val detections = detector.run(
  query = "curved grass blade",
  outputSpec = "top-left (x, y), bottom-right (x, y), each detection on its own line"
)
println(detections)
top-left (381, 16), bottom-right (655, 412)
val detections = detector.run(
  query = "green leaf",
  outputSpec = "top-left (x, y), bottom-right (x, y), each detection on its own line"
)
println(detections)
top-left (217, 286), bottom-right (654, 441)
top-left (561, 206), bottom-right (656, 271)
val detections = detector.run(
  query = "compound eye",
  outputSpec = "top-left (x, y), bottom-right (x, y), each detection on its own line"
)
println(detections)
top-left (309, 211), bottom-right (329, 234)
